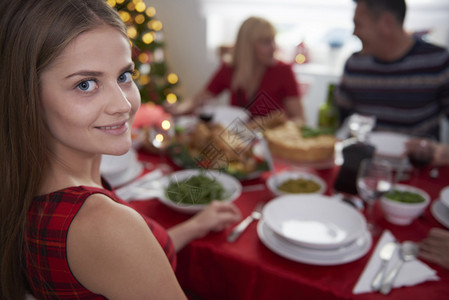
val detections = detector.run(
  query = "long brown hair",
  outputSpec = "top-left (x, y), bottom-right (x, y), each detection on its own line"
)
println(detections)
top-left (0, 0), bottom-right (127, 298)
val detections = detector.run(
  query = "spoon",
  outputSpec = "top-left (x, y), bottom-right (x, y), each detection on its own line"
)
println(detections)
top-left (380, 241), bottom-right (419, 295)
top-left (371, 242), bottom-right (397, 291)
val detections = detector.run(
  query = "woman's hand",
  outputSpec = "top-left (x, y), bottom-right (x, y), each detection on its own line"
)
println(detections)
top-left (419, 228), bottom-right (449, 270)
top-left (190, 201), bottom-right (242, 237)
top-left (168, 201), bottom-right (241, 251)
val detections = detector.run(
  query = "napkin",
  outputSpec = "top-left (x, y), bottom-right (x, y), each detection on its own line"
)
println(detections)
top-left (115, 169), bottom-right (164, 201)
top-left (353, 230), bottom-right (439, 294)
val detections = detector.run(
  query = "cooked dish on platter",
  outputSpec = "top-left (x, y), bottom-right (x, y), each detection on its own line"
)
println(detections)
top-left (169, 120), bottom-right (269, 180)
top-left (264, 121), bottom-right (336, 163)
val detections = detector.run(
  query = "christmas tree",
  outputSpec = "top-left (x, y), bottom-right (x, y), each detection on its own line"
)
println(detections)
top-left (107, 0), bottom-right (180, 105)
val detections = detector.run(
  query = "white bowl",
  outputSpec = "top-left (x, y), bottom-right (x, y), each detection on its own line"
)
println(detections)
top-left (440, 186), bottom-right (449, 209)
top-left (266, 171), bottom-right (326, 196)
top-left (157, 169), bottom-right (242, 214)
top-left (380, 184), bottom-right (430, 226)
top-left (262, 194), bottom-right (367, 249)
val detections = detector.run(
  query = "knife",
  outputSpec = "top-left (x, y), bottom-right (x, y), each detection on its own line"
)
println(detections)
top-left (371, 242), bottom-right (397, 292)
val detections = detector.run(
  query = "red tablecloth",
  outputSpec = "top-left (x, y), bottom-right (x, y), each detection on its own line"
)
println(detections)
top-left (129, 150), bottom-right (449, 300)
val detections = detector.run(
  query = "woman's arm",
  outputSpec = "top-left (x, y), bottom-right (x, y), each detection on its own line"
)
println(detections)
top-left (165, 89), bottom-right (214, 115)
top-left (67, 194), bottom-right (186, 299)
top-left (283, 96), bottom-right (305, 122)
top-left (168, 201), bottom-right (241, 251)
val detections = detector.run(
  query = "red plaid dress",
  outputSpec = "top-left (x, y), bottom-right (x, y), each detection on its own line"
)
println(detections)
top-left (25, 185), bottom-right (176, 299)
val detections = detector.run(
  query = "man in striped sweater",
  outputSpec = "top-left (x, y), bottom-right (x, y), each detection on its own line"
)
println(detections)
top-left (336, 0), bottom-right (449, 140)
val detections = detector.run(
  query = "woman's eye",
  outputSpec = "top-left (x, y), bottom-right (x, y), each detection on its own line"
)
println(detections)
top-left (118, 71), bottom-right (133, 83)
top-left (77, 80), bottom-right (96, 92)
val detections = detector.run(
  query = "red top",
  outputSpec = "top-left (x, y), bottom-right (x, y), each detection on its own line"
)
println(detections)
top-left (25, 185), bottom-right (176, 299)
top-left (206, 61), bottom-right (299, 116)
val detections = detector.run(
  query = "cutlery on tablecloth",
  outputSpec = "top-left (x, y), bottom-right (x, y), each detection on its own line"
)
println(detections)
top-left (227, 202), bottom-right (264, 243)
top-left (371, 242), bottom-right (397, 291)
top-left (380, 241), bottom-right (419, 295)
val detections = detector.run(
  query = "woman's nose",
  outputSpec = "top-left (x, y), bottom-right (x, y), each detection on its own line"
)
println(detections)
top-left (106, 83), bottom-right (131, 114)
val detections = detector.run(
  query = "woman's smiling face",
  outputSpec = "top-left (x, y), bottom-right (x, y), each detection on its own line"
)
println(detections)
top-left (39, 25), bottom-right (140, 157)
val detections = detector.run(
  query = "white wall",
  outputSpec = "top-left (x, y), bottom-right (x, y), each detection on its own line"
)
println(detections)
top-left (146, 0), bottom-right (218, 99)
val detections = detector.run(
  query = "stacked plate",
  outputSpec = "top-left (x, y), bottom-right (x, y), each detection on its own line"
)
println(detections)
top-left (258, 195), bottom-right (372, 265)
top-left (100, 149), bottom-right (143, 188)
top-left (431, 186), bottom-right (449, 229)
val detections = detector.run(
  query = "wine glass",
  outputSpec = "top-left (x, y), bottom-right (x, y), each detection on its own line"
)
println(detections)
top-left (148, 117), bottom-right (174, 174)
top-left (405, 137), bottom-right (436, 172)
top-left (356, 158), bottom-right (393, 236)
top-left (348, 113), bottom-right (376, 142)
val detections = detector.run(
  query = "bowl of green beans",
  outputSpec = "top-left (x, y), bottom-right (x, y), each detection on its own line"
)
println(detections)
top-left (380, 184), bottom-right (430, 225)
top-left (157, 169), bottom-right (242, 213)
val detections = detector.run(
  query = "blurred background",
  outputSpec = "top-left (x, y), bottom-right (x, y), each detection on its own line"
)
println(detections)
top-left (146, 0), bottom-right (449, 126)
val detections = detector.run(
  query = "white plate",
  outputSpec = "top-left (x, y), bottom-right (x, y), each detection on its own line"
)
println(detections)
top-left (202, 105), bottom-right (250, 127)
top-left (368, 132), bottom-right (410, 158)
top-left (440, 186), bottom-right (449, 208)
top-left (101, 149), bottom-right (140, 176)
top-left (258, 220), bottom-right (372, 265)
top-left (262, 195), bottom-right (367, 249)
top-left (102, 159), bottom-right (143, 188)
top-left (431, 200), bottom-right (449, 229)
top-left (266, 171), bottom-right (327, 196)
top-left (157, 169), bottom-right (242, 214)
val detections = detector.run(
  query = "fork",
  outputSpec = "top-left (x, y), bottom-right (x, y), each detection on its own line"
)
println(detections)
top-left (227, 202), bottom-right (264, 242)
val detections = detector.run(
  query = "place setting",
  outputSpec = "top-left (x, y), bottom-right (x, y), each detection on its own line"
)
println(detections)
top-left (256, 194), bottom-right (372, 266)
top-left (430, 185), bottom-right (449, 229)
top-left (353, 230), bottom-right (439, 295)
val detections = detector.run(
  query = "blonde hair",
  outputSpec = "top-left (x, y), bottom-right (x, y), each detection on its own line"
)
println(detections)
top-left (0, 0), bottom-right (126, 298)
top-left (231, 17), bottom-right (276, 92)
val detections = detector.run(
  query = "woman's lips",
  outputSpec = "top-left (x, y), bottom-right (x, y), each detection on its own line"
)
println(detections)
top-left (96, 121), bottom-right (129, 135)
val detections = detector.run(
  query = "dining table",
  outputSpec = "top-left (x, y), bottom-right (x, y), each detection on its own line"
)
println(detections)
top-left (126, 148), bottom-right (449, 300)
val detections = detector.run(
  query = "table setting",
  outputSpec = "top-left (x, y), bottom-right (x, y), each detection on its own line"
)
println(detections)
top-left (99, 109), bottom-right (449, 299)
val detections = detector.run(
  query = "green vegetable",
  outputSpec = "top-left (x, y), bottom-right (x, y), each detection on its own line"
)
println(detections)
top-left (165, 174), bottom-right (225, 205)
top-left (278, 178), bottom-right (321, 193)
top-left (300, 126), bottom-right (334, 138)
top-left (385, 190), bottom-right (425, 203)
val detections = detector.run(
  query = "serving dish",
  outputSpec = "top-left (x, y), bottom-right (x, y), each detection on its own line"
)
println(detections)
top-left (266, 170), bottom-right (326, 196)
top-left (380, 184), bottom-right (430, 225)
top-left (157, 169), bottom-right (242, 213)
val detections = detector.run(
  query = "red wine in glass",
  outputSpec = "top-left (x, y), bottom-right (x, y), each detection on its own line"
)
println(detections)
top-left (199, 112), bottom-right (213, 123)
top-left (408, 154), bottom-right (433, 168)
top-left (406, 138), bottom-right (435, 169)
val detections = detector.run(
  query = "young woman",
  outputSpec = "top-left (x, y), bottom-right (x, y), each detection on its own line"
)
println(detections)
top-left (168, 16), bottom-right (304, 121)
top-left (0, 1), bottom-right (240, 299)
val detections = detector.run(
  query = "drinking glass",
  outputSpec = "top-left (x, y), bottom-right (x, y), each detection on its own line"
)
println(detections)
top-left (406, 137), bottom-right (436, 170)
top-left (348, 113), bottom-right (376, 142)
top-left (148, 117), bottom-right (174, 174)
top-left (356, 158), bottom-right (393, 236)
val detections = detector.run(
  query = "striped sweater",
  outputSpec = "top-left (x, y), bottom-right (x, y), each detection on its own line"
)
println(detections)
top-left (335, 38), bottom-right (449, 140)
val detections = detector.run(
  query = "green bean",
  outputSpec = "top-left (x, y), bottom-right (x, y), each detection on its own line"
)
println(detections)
top-left (385, 190), bottom-right (425, 203)
top-left (165, 174), bottom-right (225, 205)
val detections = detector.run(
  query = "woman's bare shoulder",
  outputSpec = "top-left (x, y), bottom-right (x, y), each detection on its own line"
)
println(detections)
top-left (67, 193), bottom-right (185, 299)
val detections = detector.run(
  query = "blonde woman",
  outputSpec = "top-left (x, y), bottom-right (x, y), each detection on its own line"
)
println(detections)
top-left (170, 16), bottom-right (304, 120)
